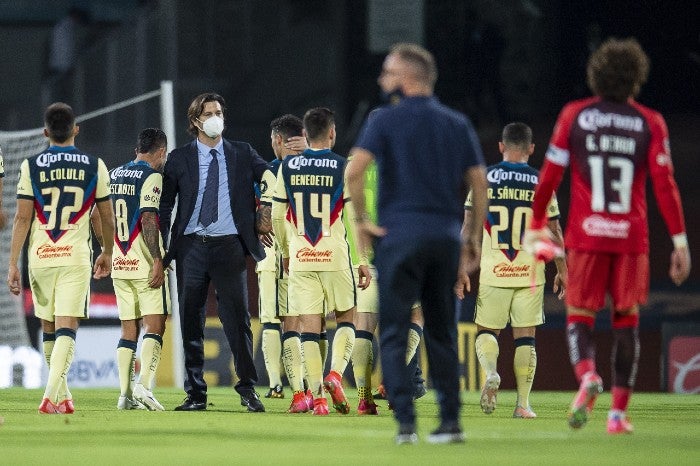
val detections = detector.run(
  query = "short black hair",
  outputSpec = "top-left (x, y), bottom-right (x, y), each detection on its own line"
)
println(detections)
top-left (44, 102), bottom-right (75, 143)
top-left (303, 107), bottom-right (334, 141)
top-left (270, 114), bottom-right (303, 140)
top-left (501, 122), bottom-right (532, 151)
top-left (136, 128), bottom-right (167, 154)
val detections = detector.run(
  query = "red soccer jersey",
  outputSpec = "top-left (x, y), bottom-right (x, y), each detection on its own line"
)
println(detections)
top-left (532, 96), bottom-right (685, 254)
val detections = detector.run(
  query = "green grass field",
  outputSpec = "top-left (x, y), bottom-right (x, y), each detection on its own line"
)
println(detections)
top-left (1, 388), bottom-right (698, 465)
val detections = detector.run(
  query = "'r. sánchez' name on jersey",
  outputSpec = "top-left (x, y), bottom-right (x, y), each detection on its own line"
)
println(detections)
top-left (290, 174), bottom-right (335, 186)
top-left (39, 168), bottom-right (85, 182)
top-left (488, 187), bottom-right (534, 202)
top-left (110, 183), bottom-right (136, 196)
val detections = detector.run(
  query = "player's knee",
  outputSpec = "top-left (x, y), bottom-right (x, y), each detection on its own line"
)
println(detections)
top-left (612, 309), bottom-right (639, 329)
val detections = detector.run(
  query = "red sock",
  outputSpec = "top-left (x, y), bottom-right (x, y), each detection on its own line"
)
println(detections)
top-left (574, 359), bottom-right (596, 383)
top-left (611, 386), bottom-right (632, 411)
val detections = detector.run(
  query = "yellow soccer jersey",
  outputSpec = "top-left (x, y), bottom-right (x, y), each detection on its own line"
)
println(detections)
top-left (110, 161), bottom-right (165, 279)
top-left (17, 147), bottom-right (110, 268)
top-left (256, 165), bottom-right (280, 273)
top-left (466, 161), bottom-right (560, 287)
top-left (271, 149), bottom-right (353, 272)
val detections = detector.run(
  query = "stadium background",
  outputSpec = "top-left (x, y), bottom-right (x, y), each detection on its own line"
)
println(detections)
top-left (0, 0), bottom-right (698, 393)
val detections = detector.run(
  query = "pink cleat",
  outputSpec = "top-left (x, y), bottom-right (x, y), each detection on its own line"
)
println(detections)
top-left (58, 399), bottom-right (75, 414)
top-left (288, 391), bottom-right (310, 413)
top-left (323, 371), bottom-right (350, 414)
top-left (312, 397), bottom-right (329, 416)
top-left (607, 411), bottom-right (634, 434)
top-left (357, 399), bottom-right (379, 415)
top-left (513, 405), bottom-right (537, 418)
top-left (568, 372), bottom-right (603, 429)
top-left (38, 398), bottom-right (61, 414)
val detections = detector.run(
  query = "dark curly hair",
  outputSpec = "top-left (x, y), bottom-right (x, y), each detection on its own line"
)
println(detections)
top-left (586, 38), bottom-right (649, 103)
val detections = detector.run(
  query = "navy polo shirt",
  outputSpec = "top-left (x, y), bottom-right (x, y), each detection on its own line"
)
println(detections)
top-left (354, 96), bottom-right (484, 241)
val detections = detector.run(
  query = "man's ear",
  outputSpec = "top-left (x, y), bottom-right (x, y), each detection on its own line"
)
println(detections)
top-left (73, 125), bottom-right (80, 137)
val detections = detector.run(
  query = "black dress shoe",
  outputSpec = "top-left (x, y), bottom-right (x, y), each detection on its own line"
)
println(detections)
top-left (174, 397), bottom-right (207, 411)
top-left (239, 390), bottom-right (265, 412)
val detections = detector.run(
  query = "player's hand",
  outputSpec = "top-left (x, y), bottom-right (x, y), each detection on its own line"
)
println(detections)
top-left (7, 264), bottom-right (21, 295)
top-left (454, 272), bottom-right (471, 299)
top-left (284, 136), bottom-right (308, 152)
top-left (553, 272), bottom-right (567, 299)
top-left (357, 264), bottom-right (372, 290)
top-left (669, 246), bottom-right (691, 286)
top-left (259, 231), bottom-right (274, 248)
top-left (522, 227), bottom-right (564, 262)
top-left (282, 257), bottom-right (290, 275)
top-left (148, 258), bottom-right (165, 288)
top-left (93, 252), bottom-right (112, 279)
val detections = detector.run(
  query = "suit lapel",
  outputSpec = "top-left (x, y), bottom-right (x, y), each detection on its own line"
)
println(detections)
top-left (185, 140), bottom-right (200, 218)
top-left (224, 139), bottom-right (237, 202)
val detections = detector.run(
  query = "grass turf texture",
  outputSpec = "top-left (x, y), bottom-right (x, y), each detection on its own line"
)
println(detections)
top-left (1, 388), bottom-right (698, 465)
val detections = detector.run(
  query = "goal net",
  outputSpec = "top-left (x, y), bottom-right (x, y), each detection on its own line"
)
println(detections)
top-left (0, 81), bottom-right (177, 357)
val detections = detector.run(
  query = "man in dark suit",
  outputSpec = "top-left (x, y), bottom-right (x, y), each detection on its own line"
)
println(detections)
top-left (160, 92), bottom-right (271, 412)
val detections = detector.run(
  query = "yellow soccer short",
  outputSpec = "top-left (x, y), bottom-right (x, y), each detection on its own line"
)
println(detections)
top-left (29, 265), bottom-right (92, 321)
top-left (356, 265), bottom-right (378, 314)
top-left (257, 270), bottom-right (283, 324)
top-left (289, 269), bottom-right (355, 316)
top-left (474, 283), bottom-right (545, 329)
top-left (113, 276), bottom-right (170, 321)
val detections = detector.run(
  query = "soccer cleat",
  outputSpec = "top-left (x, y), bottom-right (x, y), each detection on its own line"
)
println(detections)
top-left (513, 405), bottom-right (537, 419)
top-left (395, 424), bottom-right (418, 445)
top-left (287, 391), bottom-right (310, 413)
top-left (568, 371), bottom-right (603, 429)
top-left (305, 389), bottom-right (314, 411)
top-left (480, 372), bottom-right (501, 414)
top-left (265, 384), bottom-right (284, 399)
top-left (117, 395), bottom-right (146, 410)
top-left (58, 399), bottom-right (75, 414)
top-left (427, 424), bottom-right (466, 444)
top-left (323, 371), bottom-right (350, 414)
top-left (312, 397), bottom-right (329, 416)
top-left (133, 383), bottom-right (165, 411)
top-left (357, 399), bottom-right (379, 415)
top-left (373, 383), bottom-right (387, 400)
top-left (38, 398), bottom-right (61, 414)
top-left (607, 410), bottom-right (634, 434)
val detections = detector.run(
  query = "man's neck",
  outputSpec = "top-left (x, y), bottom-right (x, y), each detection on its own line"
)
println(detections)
top-left (308, 142), bottom-right (330, 150)
top-left (49, 138), bottom-right (76, 148)
top-left (197, 134), bottom-right (221, 148)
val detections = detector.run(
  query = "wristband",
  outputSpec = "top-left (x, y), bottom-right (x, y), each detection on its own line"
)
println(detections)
top-left (672, 233), bottom-right (688, 249)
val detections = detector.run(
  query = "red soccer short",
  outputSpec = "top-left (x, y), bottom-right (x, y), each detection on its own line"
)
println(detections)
top-left (565, 250), bottom-right (649, 312)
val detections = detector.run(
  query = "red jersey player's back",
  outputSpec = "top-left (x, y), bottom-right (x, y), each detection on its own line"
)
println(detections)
top-left (548, 95), bottom-right (681, 254)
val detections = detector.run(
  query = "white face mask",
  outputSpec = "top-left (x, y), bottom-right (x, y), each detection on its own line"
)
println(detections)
top-left (199, 115), bottom-right (224, 138)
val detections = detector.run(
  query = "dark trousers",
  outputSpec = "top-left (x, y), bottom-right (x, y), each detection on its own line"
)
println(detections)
top-left (375, 237), bottom-right (461, 427)
top-left (175, 235), bottom-right (257, 401)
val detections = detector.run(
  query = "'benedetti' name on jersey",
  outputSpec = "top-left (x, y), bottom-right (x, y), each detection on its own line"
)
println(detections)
top-left (290, 174), bottom-right (334, 186)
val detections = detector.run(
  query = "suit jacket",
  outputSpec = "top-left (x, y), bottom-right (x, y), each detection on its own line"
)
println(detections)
top-left (160, 138), bottom-right (268, 264)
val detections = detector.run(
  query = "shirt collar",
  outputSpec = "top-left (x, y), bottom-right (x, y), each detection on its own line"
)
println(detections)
top-left (196, 139), bottom-right (224, 157)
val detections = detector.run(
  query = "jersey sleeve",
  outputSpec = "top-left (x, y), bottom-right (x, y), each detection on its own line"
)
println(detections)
top-left (546, 194), bottom-right (560, 219)
top-left (96, 158), bottom-right (111, 202)
top-left (646, 110), bottom-right (686, 237)
top-left (0, 147), bottom-right (5, 177)
top-left (258, 167), bottom-right (276, 206)
top-left (140, 172), bottom-right (162, 213)
top-left (16, 159), bottom-right (32, 199)
top-left (271, 163), bottom-right (289, 259)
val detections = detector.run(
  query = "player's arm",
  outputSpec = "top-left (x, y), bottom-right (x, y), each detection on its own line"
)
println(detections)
top-left (455, 193), bottom-right (483, 299)
top-left (547, 217), bottom-right (567, 299)
top-left (343, 197), bottom-right (372, 290)
top-left (7, 198), bottom-right (33, 295)
top-left (256, 168), bottom-right (275, 236)
top-left (345, 148), bottom-right (386, 257)
top-left (646, 113), bottom-right (691, 285)
top-left (93, 198), bottom-right (114, 279)
top-left (90, 207), bottom-right (104, 247)
top-left (141, 210), bottom-right (165, 288)
top-left (271, 165), bottom-right (290, 272)
top-left (458, 166), bottom-right (488, 288)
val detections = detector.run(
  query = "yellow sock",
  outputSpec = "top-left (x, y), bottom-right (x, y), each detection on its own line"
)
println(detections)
top-left (43, 330), bottom-right (75, 403)
top-left (514, 340), bottom-right (537, 408)
top-left (351, 331), bottom-right (373, 393)
top-left (475, 331), bottom-right (499, 376)
top-left (138, 334), bottom-right (163, 390)
top-left (330, 324), bottom-right (355, 376)
top-left (42, 333), bottom-right (71, 400)
top-left (282, 332), bottom-right (304, 392)
top-left (262, 326), bottom-right (283, 387)
top-left (301, 334), bottom-right (323, 396)
top-left (117, 339), bottom-right (137, 397)
top-left (405, 324), bottom-right (422, 365)
top-left (319, 332), bottom-right (329, 370)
